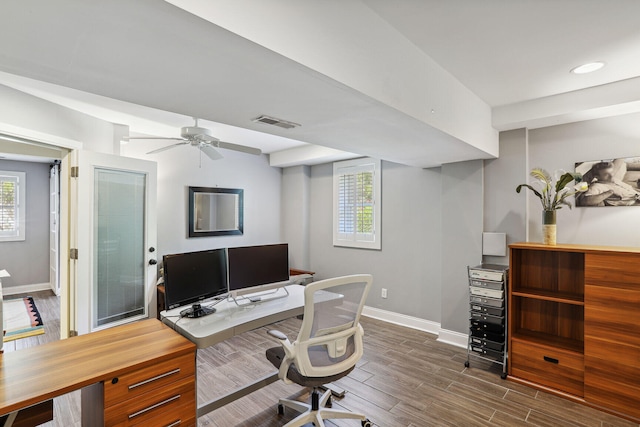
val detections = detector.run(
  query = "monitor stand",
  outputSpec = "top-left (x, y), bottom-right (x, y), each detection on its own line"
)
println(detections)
top-left (180, 303), bottom-right (216, 319)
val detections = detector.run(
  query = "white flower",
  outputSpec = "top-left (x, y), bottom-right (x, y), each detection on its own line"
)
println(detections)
top-left (575, 182), bottom-right (588, 192)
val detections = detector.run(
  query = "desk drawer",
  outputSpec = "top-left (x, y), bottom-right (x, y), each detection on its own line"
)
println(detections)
top-left (104, 353), bottom-right (195, 407)
top-left (105, 376), bottom-right (195, 426)
top-left (510, 340), bottom-right (584, 397)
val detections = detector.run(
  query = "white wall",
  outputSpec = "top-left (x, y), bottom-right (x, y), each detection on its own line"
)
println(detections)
top-left (527, 112), bottom-right (640, 247)
top-left (0, 84), bottom-right (116, 153)
top-left (121, 141), bottom-right (282, 258)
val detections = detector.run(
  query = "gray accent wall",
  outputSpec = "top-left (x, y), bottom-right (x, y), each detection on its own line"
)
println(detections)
top-left (308, 161), bottom-right (443, 321)
top-left (281, 165), bottom-right (310, 270)
top-left (440, 160), bottom-right (483, 334)
top-left (0, 160), bottom-right (51, 289)
top-left (527, 113), bottom-right (640, 247)
top-left (483, 129), bottom-right (528, 265)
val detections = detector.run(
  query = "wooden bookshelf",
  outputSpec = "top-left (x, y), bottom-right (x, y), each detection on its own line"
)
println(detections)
top-left (508, 243), bottom-right (640, 422)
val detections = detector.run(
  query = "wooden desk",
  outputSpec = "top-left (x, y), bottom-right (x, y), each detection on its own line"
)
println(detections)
top-left (0, 319), bottom-right (196, 427)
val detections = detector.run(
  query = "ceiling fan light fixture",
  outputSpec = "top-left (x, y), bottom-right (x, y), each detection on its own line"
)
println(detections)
top-left (252, 114), bottom-right (301, 130)
top-left (570, 61), bottom-right (605, 74)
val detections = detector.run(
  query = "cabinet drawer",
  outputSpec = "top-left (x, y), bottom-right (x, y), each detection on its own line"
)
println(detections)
top-left (104, 353), bottom-right (195, 407)
top-left (470, 345), bottom-right (503, 361)
top-left (470, 303), bottom-right (504, 317)
top-left (470, 319), bottom-right (503, 334)
top-left (470, 336), bottom-right (504, 351)
top-left (470, 311), bottom-right (503, 325)
top-left (105, 376), bottom-right (195, 426)
top-left (510, 340), bottom-right (584, 397)
top-left (470, 295), bottom-right (503, 308)
top-left (470, 327), bottom-right (504, 343)
top-left (470, 286), bottom-right (503, 299)
top-left (469, 279), bottom-right (503, 290)
top-left (131, 402), bottom-right (196, 427)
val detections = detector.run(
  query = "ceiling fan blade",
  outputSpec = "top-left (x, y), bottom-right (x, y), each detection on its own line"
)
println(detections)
top-left (201, 144), bottom-right (224, 161)
top-left (146, 141), bottom-right (189, 155)
top-left (124, 136), bottom-right (185, 141)
top-left (217, 140), bottom-right (262, 156)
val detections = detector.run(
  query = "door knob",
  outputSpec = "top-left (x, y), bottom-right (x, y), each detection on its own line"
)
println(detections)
top-left (149, 259), bottom-right (157, 266)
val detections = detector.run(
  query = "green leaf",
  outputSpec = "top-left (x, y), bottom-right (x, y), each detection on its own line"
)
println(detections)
top-left (516, 184), bottom-right (543, 200)
top-left (555, 172), bottom-right (578, 193)
top-left (530, 168), bottom-right (552, 186)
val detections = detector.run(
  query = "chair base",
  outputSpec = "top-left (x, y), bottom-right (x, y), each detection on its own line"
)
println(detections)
top-left (278, 388), bottom-right (368, 427)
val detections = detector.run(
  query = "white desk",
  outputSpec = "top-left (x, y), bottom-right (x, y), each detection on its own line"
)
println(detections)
top-left (160, 285), bottom-right (306, 349)
top-left (160, 284), bottom-right (345, 417)
top-left (160, 285), bottom-right (307, 416)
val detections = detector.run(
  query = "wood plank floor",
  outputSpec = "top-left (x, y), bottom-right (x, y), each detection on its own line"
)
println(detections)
top-left (4, 290), bottom-right (638, 427)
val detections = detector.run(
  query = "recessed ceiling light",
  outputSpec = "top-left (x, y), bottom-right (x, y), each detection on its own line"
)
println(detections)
top-left (570, 61), bottom-right (605, 74)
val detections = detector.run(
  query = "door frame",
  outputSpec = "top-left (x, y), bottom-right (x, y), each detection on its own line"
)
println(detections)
top-left (0, 124), bottom-right (82, 339)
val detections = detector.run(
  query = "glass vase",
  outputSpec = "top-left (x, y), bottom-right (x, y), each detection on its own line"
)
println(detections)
top-left (542, 210), bottom-right (557, 245)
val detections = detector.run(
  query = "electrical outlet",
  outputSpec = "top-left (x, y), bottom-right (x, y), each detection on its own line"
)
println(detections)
top-left (381, 288), bottom-right (388, 299)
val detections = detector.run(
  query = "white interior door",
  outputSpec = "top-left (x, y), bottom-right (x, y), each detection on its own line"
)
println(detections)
top-left (73, 151), bottom-right (157, 335)
top-left (49, 162), bottom-right (60, 295)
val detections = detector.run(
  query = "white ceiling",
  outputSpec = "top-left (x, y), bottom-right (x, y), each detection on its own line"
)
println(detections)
top-left (364, 0), bottom-right (640, 107)
top-left (0, 0), bottom-right (639, 167)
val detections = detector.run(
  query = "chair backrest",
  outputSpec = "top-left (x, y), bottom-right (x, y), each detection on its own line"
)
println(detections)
top-left (292, 274), bottom-right (372, 378)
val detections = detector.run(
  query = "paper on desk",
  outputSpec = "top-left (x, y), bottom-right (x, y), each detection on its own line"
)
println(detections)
top-left (0, 269), bottom-right (10, 278)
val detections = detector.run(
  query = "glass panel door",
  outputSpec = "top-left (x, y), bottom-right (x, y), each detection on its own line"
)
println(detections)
top-left (74, 151), bottom-right (157, 334)
top-left (94, 168), bottom-right (146, 328)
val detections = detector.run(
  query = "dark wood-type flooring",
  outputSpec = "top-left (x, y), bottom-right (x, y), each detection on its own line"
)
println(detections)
top-left (3, 290), bottom-right (638, 427)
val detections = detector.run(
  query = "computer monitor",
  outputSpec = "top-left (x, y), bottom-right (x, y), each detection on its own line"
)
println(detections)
top-left (227, 243), bottom-right (289, 293)
top-left (163, 248), bottom-right (228, 310)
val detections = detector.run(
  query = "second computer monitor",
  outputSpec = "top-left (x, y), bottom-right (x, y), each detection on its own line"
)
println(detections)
top-left (227, 243), bottom-right (289, 292)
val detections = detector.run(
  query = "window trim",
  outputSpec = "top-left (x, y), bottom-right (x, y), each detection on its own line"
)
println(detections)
top-left (332, 157), bottom-right (381, 250)
top-left (0, 171), bottom-right (26, 242)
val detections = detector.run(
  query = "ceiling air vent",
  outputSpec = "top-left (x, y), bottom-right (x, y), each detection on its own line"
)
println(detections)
top-left (251, 115), bottom-right (301, 130)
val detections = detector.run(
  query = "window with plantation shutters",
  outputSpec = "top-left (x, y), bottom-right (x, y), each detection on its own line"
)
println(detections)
top-left (333, 158), bottom-right (381, 250)
top-left (0, 171), bottom-right (26, 242)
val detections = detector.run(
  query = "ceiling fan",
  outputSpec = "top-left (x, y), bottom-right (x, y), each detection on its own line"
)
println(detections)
top-left (123, 118), bottom-right (262, 161)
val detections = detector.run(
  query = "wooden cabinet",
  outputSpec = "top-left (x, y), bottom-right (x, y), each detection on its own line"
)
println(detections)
top-left (508, 243), bottom-right (640, 422)
top-left (584, 252), bottom-right (640, 420)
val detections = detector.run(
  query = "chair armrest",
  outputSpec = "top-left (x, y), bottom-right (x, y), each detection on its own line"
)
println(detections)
top-left (268, 329), bottom-right (289, 341)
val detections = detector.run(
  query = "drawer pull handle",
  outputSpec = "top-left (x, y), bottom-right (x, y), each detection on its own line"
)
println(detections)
top-left (166, 420), bottom-right (181, 427)
top-left (128, 394), bottom-right (181, 419)
top-left (129, 368), bottom-right (181, 390)
top-left (543, 356), bottom-right (559, 364)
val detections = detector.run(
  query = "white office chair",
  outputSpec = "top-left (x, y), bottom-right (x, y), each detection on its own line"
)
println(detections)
top-left (266, 274), bottom-right (373, 427)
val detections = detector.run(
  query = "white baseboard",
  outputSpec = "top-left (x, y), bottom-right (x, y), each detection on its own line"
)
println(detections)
top-left (437, 329), bottom-right (469, 349)
top-left (2, 282), bottom-right (52, 296)
top-left (362, 306), bottom-right (440, 336)
top-left (362, 306), bottom-right (468, 349)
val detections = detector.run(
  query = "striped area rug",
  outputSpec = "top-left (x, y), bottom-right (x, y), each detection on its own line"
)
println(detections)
top-left (3, 296), bottom-right (45, 342)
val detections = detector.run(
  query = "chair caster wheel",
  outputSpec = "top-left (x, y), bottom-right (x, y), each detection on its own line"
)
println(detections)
top-left (464, 361), bottom-right (470, 368)
top-left (277, 404), bottom-right (285, 415)
top-left (362, 419), bottom-right (373, 427)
